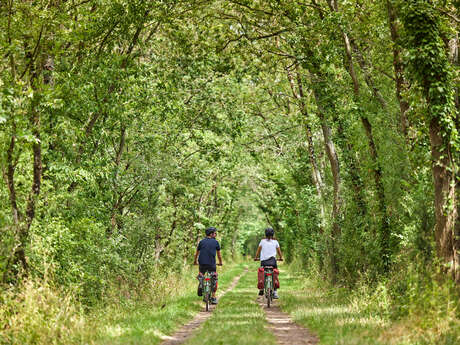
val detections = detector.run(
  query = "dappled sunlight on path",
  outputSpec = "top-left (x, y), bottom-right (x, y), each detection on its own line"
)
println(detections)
top-left (160, 269), bottom-right (247, 345)
top-left (258, 295), bottom-right (318, 345)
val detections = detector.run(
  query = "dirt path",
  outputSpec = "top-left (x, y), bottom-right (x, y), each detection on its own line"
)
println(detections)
top-left (257, 296), bottom-right (318, 345)
top-left (159, 269), bottom-right (246, 345)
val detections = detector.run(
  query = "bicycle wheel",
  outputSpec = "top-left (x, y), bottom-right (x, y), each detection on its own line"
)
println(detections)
top-left (266, 277), bottom-right (272, 308)
top-left (204, 273), bottom-right (210, 312)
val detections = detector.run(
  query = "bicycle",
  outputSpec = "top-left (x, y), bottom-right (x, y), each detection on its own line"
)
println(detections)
top-left (202, 270), bottom-right (213, 312)
top-left (255, 257), bottom-right (282, 308)
top-left (263, 266), bottom-right (274, 308)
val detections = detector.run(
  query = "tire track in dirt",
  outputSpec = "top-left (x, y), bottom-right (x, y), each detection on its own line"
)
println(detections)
top-left (257, 296), bottom-right (318, 345)
top-left (159, 268), bottom-right (247, 345)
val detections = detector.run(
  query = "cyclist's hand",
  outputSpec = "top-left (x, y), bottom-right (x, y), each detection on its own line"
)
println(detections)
top-left (218, 263), bottom-right (223, 266)
top-left (278, 258), bottom-right (283, 261)
top-left (193, 261), bottom-right (198, 265)
top-left (253, 258), bottom-right (259, 261)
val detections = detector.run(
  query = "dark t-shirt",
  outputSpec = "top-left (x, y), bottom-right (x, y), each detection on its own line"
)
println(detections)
top-left (197, 238), bottom-right (221, 266)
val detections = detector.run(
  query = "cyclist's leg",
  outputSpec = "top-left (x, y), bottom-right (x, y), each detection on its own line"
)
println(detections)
top-left (273, 261), bottom-right (280, 298)
top-left (208, 266), bottom-right (217, 298)
top-left (197, 265), bottom-right (206, 296)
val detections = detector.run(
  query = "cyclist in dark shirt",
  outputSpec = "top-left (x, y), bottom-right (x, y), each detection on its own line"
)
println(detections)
top-left (193, 227), bottom-right (222, 304)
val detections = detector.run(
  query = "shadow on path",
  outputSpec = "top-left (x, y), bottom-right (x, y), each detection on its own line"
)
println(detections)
top-left (160, 269), bottom-right (247, 345)
top-left (257, 296), bottom-right (318, 345)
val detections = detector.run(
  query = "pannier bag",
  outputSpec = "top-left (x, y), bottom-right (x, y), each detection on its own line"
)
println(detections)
top-left (273, 268), bottom-right (280, 289)
top-left (211, 272), bottom-right (218, 292)
top-left (257, 267), bottom-right (265, 289)
top-left (257, 267), bottom-right (280, 289)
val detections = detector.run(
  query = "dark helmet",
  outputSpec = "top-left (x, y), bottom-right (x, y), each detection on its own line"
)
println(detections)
top-left (206, 227), bottom-right (217, 236)
top-left (265, 227), bottom-right (275, 237)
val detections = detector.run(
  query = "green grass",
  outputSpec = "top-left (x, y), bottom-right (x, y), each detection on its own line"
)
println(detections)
top-left (185, 264), bottom-right (277, 345)
top-left (277, 267), bottom-right (388, 345)
top-left (93, 263), bottom-right (247, 345)
top-left (8, 261), bottom-right (456, 345)
top-left (277, 266), bottom-right (460, 345)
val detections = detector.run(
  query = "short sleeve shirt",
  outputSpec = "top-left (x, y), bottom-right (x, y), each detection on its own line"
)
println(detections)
top-left (259, 239), bottom-right (280, 261)
top-left (197, 238), bottom-right (221, 266)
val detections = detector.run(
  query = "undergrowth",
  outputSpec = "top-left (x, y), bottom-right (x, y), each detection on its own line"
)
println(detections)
top-left (0, 262), bottom-right (244, 345)
top-left (281, 258), bottom-right (460, 345)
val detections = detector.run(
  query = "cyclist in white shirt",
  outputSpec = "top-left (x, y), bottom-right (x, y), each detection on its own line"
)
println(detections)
top-left (254, 227), bottom-right (283, 298)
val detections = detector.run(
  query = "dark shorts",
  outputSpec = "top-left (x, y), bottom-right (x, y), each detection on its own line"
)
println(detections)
top-left (261, 257), bottom-right (277, 268)
top-left (199, 264), bottom-right (216, 274)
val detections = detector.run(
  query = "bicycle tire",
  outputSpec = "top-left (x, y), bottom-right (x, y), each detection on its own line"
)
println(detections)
top-left (265, 276), bottom-right (272, 308)
top-left (204, 272), bottom-right (211, 312)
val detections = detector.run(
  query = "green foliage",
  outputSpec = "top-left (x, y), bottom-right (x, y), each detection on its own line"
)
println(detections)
top-left (399, 0), bottom-right (459, 157)
top-left (1, 0), bottom-right (459, 342)
top-left (280, 263), bottom-right (460, 345)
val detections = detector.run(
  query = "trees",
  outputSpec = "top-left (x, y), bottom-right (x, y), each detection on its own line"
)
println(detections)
top-left (0, 0), bottom-right (458, 296)
top-left (399, 0), bottom-right (459, 281)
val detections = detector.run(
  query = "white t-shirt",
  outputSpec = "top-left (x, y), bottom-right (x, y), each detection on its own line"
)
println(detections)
top-left (258, 239), bottom-right (280, 261)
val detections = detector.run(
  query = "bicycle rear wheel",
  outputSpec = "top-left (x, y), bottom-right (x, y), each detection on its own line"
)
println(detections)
top-left (265, 277), bottom-right (272, 308)
top-left (204, 273), bottom-right (211, 312)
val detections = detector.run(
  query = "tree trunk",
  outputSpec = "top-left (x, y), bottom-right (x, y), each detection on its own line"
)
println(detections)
top-left (311, 79), bottom-right (342, 282)
top-left (108, 126), bottom-right (127, 236)
top-left (156, 194), bottom-right (179, 259)
top-left (387, 0), bottom-right (410, 139)
top-left (286, 67), bottom-right (326, 225)
top-left (429, 118), bottom-right (456, 269)
top-left (454, 174), bottom-right (460, 283)
top-left (449, 33), bottom-right (460, 283)
top-left (231, 227), bottom-right (238, 260)
top-left (327, 2), bottom-right (391, 269)
top-left (6, 124), bottom-right (20, 227)
top-left (10, 46), bottom-right (45, 276)
top-left (399, 0), bottom-right (459, 281)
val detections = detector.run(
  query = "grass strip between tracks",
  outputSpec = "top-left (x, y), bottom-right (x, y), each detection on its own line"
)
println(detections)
top-left (185, 263), bottom-right (277, 345)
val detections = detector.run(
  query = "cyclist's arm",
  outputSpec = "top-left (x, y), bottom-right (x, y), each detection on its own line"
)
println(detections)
top-left (254, 246), bottom-right (262, 260)
top-left (217, 250), bottom-right (223, 265)
top-left (193, 250), bottom-right (199, 265)
top-left (276, 247), bottom-right (283, 260)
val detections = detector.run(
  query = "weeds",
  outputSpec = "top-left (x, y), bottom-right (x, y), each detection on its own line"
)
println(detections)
top-left (279, 263), bottom-right (460, 345)
top-left (0, 262), bottom-right (244, 345)
top-left (0, 279), bottom-right (89, 345)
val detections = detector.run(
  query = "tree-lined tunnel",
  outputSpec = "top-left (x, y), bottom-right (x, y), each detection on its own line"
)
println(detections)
top-left (0, 1), bottom-right (459, 344)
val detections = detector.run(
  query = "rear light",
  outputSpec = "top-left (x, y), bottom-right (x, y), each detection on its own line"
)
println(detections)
top-left (266, 273), bottom-right (272, 276)
top-left (205, 278), bottom-right (211, 281)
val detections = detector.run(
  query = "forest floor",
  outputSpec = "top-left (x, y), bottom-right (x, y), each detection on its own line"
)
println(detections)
top-left (168, 265), bottom-right (318, 345)
top-left (92, 262), bottom-right (459, 345)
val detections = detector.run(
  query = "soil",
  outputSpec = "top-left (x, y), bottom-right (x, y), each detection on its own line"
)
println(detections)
top-left (160, 269), bottom-right (318, 345)
top-left (159, 271), bottom-right (245, 345)
top-left (257, 295), bottom-right (319, 345)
